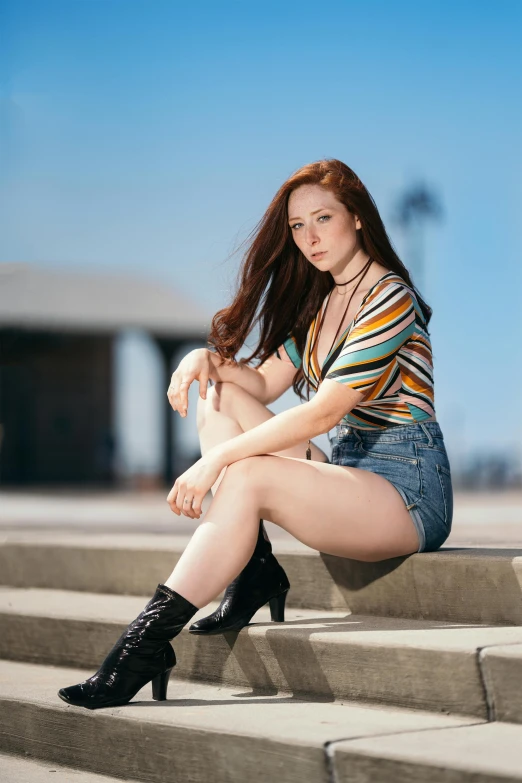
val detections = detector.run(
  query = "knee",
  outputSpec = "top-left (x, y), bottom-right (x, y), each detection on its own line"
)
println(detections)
top-left (199, 381), bottom-right (242, 418)
top-left (196, 382), bottom-right (230, 429)
top-left (197, 382), bottom-right (239, 431)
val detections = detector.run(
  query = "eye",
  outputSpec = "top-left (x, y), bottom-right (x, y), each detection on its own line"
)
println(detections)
top-left (290, 214), bottom-right (331, 231)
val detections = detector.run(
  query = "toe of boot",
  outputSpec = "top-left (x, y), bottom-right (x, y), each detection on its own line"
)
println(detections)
top-left (58, 682), bottom-right (90, 707)
top-left (188, 613), bottom-right (221, 633)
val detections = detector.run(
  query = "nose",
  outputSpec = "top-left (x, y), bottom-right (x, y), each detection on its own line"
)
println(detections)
top-left (304, 223), bottom-right (319, 246)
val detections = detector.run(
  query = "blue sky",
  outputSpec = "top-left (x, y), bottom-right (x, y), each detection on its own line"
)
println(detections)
top-left (1, 0), bottom-right (521, 472)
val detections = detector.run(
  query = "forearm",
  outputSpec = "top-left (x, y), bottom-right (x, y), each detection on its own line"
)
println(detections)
top-left (213, 401), bottom-right (330, 468)
top-left (208, 351), bottom-right (267, 402)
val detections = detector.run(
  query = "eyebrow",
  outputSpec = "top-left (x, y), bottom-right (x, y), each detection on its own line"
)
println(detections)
top-left (288, 207), bottom-right (330, 222)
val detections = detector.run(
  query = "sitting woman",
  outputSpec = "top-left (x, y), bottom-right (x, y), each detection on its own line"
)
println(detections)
top-left (58, 158), bottom-right (453, 709)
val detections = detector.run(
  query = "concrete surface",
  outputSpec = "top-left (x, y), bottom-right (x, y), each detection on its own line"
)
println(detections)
top-left (1, 489), bottom-right (521, 781)
top-left (0, 535), bottom-right (343, 611)
top-left (2, 535), bottom-right (522, 624)
top-left (331, 722), bottom-right (522, 782)
top-left (0, 660), bottom-right (479, 783)
top-left (0, 753), bottom-right (141, 783)
top-left (480, 643), bottom-right (522, 723)
top-left (3, 588), bottom-right (522, 718)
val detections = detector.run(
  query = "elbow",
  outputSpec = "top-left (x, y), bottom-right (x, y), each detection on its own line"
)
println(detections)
top-left (259, 387), bottom-right (275, 406)
top-left (307, 400), bottom-right (350, 435)
top-left (257, 378), bottom-right (282, 406)
top-left (259, 385), bottom-right (275, 405)
top-left (310, 410), bottom-right (340, 437)
top-left (323, 416), bottom-right (342, 435)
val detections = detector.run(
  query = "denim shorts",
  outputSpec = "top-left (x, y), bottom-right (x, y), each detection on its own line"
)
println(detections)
top-left (329, 420), bottom-right (453, 553)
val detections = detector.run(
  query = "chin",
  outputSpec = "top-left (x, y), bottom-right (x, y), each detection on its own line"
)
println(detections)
top-left (322, 260), bottom-right (338, 274)
top-left (307, 255), bottom-right (336, 274)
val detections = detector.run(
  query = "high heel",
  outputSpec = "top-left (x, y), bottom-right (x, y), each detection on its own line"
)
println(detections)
top-left (269, 590), bottom-right (288, 622)
top-left (189, 524), bottom-right (290, 635)
top-left (57, 584), bottom-right (198, 710)
top-left (151, 667), bottom-right (173, 701)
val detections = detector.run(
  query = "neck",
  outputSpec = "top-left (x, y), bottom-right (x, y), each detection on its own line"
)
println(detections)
top-left (331, 250), bottom-right (372, 293)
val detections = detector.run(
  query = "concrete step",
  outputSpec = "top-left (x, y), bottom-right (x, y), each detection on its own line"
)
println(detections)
top-left (0, 659), bottom-right (482, 783)
top-left (330, 722), bottom-right (522, 782)
top-left (2, 588), bottom-right (522, 720)
top-left (0, 752), bottom-right (142, 782)
top-left (2, 534), bottom-right (522, 624)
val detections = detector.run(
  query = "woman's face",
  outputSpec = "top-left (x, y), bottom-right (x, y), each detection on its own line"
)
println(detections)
top-left (287, 184), bottom-right (363, 275)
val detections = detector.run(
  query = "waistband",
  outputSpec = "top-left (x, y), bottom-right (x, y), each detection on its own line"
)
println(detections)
top-left (335, 420), bottom-right (443, 443)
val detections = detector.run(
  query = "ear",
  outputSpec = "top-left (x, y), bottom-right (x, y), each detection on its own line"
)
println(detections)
top-left (354, 215), bottom-right (362, 230)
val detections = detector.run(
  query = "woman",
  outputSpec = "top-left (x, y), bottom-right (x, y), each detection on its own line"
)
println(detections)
top-left (58, 159), bottom-right (453, 709)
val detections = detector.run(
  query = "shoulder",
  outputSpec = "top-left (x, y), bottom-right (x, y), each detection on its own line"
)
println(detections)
top-left (358, 273), bottom-right (421, 322)
top-left (367, 272), bottom-right (415, 301)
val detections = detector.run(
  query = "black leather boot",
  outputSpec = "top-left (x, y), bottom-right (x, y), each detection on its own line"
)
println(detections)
top-left (188, 520), bottom-right (290, 635)
top-left (57, 583), bottom-right (198, 709)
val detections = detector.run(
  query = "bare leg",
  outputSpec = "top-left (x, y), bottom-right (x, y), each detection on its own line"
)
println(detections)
top-left (165, 464), bottom-right (261, 606)
top-left (197, 381), bottom-right (329, 496)
top-left (164, 455), bottom-right (420, 608)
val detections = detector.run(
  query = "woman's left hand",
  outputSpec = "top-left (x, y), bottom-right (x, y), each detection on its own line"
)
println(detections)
top-left (166, 453), bottom-right (224, 519)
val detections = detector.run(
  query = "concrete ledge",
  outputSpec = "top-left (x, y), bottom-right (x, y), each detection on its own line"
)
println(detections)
top-left (4, 589), bottom-right (522, 718)
top-left (0, 660), bottom-right (477, 783)
top-left (0, 752), bottom-right (142, 782)
top-left (322, 547), bottom-right (522, 625)
top-left (331, 722), bottom-right (522, 782)
top-left (0, 536), bottom-right (345, 611)
top-left (481, 643), bottom-right (522, 723)
top-left (1, 538), bottom-right (522, 623)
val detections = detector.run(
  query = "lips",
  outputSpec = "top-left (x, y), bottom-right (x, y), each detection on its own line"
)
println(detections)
top-left (312, 251), bottom-right (327, 258)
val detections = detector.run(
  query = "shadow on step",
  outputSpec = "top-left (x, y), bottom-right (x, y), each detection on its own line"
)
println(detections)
top-left (317, 548), bottom-right (522, 625)
top-left (175, 610), bottom-right (503, 709)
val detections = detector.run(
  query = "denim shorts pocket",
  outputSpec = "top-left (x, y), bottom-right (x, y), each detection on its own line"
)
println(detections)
top-left (417, 441), bottom-right (448, 457)
top-left (359, 441), bottom-right (418, 465)
top-left (437, 464), bottom-right (454, 533)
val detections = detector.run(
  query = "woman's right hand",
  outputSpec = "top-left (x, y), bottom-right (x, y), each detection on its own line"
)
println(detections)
top-left (167, 348), bottom-right (212, 417)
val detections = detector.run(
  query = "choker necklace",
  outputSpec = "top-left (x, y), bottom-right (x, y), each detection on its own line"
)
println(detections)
top-left (334, 257), bottom-right (373, 287)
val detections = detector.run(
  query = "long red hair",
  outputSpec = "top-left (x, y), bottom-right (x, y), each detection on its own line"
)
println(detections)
top-left (208, 158), bottom-right (432, 399)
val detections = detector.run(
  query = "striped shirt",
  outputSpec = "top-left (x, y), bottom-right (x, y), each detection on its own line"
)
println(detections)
top-left (275, 272), bottom-right (436, 430)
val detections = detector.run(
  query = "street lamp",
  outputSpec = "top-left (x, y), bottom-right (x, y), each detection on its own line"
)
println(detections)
top-left (391, 182), bottom-right (443, 293)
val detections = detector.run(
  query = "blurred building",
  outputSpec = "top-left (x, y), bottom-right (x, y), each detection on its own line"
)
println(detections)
top-left (0, 263), bottom-right (210, 487)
